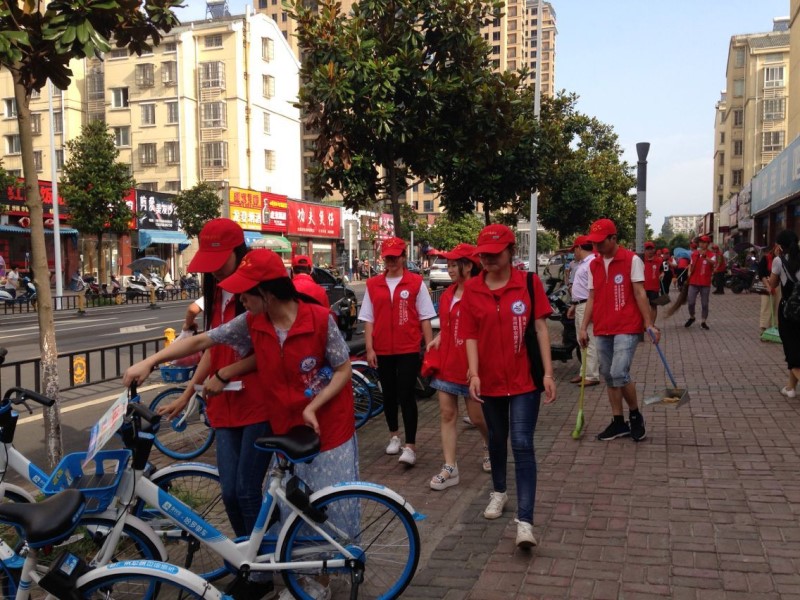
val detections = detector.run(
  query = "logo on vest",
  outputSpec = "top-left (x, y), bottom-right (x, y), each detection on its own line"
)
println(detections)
top-left (299, 356), bottom-right (318, 373)
top-left (511, 300), bottom-right (526, 315)
top-left (614, 274), bottom-right (624, 284)
top-left (400, 290), bottom-right (410, 299)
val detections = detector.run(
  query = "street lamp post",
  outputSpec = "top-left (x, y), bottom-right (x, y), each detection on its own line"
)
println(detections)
top-left (527, 0), bottom-right (544, 272)
top-left (635, 142), bottom-right (650, 253)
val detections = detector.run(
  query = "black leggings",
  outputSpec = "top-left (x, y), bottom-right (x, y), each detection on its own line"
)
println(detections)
top-left (377, 353), bottom-right (420, 443)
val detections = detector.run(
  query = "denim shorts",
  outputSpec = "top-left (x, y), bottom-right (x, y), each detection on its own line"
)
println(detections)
top-left (431, 377), bottom-right (470, 397)
top-left (596, 334), bottom-right (640, 388)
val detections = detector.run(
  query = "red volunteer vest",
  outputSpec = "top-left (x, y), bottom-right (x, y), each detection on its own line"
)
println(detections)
top-left (688, 250), bottom-right (714, 287)
top-left (247, 302), bottom-right (354, 451)
top-left (366, 270), bottom-right (424, 355)
top-left (590, 247), bottom-right (644, 336)
top-left (207, 290), bottom-right (269, 428)
top-left (714, 254), bottom-right (727, 273)
top-left (643, 256), bottom-right (662, 292)
top-left (437, 284), bottom-right (468, 386)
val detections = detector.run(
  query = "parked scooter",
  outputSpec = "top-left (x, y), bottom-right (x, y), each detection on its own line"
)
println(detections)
top-left (125, 272), bottom-right (151, 300)
top-left (147, 272), bottom-right (168, 301)
top-left (101, 275), bottom-right (121, 298)
top-left (69, 271), bottom-right (86, 292)
top-left (726, 265), bottom-right (756, 294)
top-left (548, 282), bottom-right (579, 363)
top-left (180, 273), bottom-right (200, 291)
top-left (0, 277), bottom-right (36, 307)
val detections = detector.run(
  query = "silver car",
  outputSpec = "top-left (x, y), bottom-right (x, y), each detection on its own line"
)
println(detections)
top-left (428, 257), bottom-right (451, 290)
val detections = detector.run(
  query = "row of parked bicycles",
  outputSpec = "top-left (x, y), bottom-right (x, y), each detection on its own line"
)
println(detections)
top-left (0, 348), bottom-right (421, 599)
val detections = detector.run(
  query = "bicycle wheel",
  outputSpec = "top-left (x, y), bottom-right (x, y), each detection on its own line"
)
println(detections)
top-left (279, 489), bottom-right (420, 600)
top-left (351, 361), bottom-right (383, 417)
top-left (149, 387), bottom-right (215, 459)
top-left (351, 371), bottom-right (373, 429)
top-left (133, 466), bottom-right (231, 581)
top-left (77, 566), bottom-right (226, 599)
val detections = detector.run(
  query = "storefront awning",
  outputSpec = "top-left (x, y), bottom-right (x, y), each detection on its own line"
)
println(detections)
top-left (0, 225), bottom-right (78, 237)
top-left (244, 232), bottom-right (291, 253)
top-left (139, 229), bottom-right (190, 250)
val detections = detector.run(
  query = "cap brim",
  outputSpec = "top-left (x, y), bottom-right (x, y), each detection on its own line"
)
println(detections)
top-left (187, 250), bottom-right (230, 273)
top-left (218, 271), bottom-right (259, 294)
top-left (475, 242), bottom-right (509, 255)
top-left (585, 233), bottom-right (608, 243)
top-left (381, 248), bottom-right (405, 257)
top-left (440, 251), bottom-right (481, 264)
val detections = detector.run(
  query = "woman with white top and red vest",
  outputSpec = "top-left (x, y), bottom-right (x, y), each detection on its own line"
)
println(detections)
top-left (462, 224), bottom-right (557, 549)
top-left (426, 243), bottom-right (490, 491)
top-left (359, 237), bottom-right (436, 467)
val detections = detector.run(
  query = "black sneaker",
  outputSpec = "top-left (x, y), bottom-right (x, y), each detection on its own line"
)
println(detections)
top-left (684, 318), bottom-right (695, 328)
top-left (629, 412), bottom-right (646, 442)
top-left (701, 322), bottom-right (709, 330)
top-left (596, 420), bottom-right (631, 441)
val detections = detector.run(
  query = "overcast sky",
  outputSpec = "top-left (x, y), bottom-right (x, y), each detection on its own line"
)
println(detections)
top-left (176, 0), bottom-right (789, 232)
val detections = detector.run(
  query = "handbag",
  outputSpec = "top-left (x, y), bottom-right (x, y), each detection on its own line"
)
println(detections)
top-left (524, 272), bottom-right (545, 390)
top-left (782, 262), bottom-right (800, 323)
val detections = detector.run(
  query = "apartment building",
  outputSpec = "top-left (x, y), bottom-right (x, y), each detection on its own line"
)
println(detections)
top-left (663, 214), bottom-right (702, 237)
top-left (790, 0), bottom-right (800, 140)
top-left (256, 0), bottom-right (557, 218)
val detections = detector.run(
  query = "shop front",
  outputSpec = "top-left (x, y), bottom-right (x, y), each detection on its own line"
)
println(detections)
top-left (751, 136), bottom-right (800, 245)
top-left (130, 189), bottom-right (188, 278)
top-left (287, 199), bottom-right (341, 268)
top-left (228, 188), bottom-right (291, 257)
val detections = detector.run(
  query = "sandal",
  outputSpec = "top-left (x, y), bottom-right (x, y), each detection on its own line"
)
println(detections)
top-left (482, 446), bottom-right (492, 473)
top-left (430, 464), bottom-right (460, 490)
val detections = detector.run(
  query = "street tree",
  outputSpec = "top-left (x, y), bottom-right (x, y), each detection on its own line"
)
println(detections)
top-left (424, 213), bottom-right (485, 253)
top-left (537, 231), bottom-right (558, 254)
top-left (172, 182), bottom-right (223, 238)
top-left (0, 0), bottom-right (181, 467)
top-left (61, 121), bottom-right (134, 282)
top-left (0, 159), bottom-right (15, 191)
top-left (287, 0), bottom-right (502, 238)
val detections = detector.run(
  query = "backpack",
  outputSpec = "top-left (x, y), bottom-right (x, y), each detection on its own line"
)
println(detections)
top-left (781, 261), bottom-right (800, 323)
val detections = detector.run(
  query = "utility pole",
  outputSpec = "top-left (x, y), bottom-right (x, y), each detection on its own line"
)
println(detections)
top-left (635, 142), bottom-right (650, 253)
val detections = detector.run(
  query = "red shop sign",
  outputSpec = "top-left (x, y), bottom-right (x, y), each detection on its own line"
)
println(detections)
top-left (287, 200), bottom-right (340, 238)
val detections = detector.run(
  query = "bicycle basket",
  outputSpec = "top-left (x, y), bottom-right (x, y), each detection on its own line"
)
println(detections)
top-left (42, 449), bottom-right (131, 514)
top-left (159, 365), bottom-right (196, 383)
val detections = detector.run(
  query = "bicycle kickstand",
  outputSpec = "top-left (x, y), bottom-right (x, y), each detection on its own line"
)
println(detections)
top-left (348, 558), bottom-right (365, 600)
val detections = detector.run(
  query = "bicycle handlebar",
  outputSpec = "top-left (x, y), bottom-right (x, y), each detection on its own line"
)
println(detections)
top-left (2, 387), bottom-right (56, 407)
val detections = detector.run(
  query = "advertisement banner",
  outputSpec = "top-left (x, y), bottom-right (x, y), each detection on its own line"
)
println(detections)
top-left (0, 179), bottom-right (68, 221)
top-left (136, 190), bottom-right (179, 231)
top-left (229, 187), bottom-right (263, 232)
top-left (261, 192), bottom-right (288, 233)
top-left (287, 200), bottom-right (341, 238)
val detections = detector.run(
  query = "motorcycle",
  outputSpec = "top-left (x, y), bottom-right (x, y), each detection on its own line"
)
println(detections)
top-left (0, 277), bottom-right (37, 307)
top-left (548, 282), bottom-right (580, 363)
top-left (334, 295), bottom-right (358, 341)
top-left (726, 265), bottom-right (756, 294)
top-left (180, 273), bottom-right (200, 291)
top-left (82, 275), bottom-right (102, 299)
top-left (148, 272), bottom-right (168, 301)
top-left (69, 272), bottom-right (86, 292)
top-left (101, 274), bottom-right (121, 298)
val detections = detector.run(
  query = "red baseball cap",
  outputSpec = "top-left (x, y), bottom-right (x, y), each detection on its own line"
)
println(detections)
top-left (439, 243), bottom-right (481, 265)
top-left (712, 244), bottom-right (720, 250)
top-left (380, 237), bottom-right (407, 257)
top-left (291, 254), bottom-right (312, 268)
top-left (187, 219), bottom-right (245, 273)
top-left (644, 241), bottom-right (655, 249)
top-left (571, 235), bottom-right (591, 249)
top-left (585, 218), bottom-right (617, 243)
top-left (219, 249), bottom-right (289, 293)
top-left (476, 224), bottom-right (515, 254)
top-left (699, 235), bottom-right (711, 243)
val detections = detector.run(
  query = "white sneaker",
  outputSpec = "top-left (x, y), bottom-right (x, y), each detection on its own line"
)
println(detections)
top-left (430, 464), bottom-right (459, 490)
top-left (398, 446), bottom-right (416, 466)
top-left (385, 435), bottom-right (401, 455)
top-left (515, 518), bottom-right (537, 548)
top-left (482, 446), bottom-right (492, 473)
top-left (278, 577), bottom-right (331, 600)
top-left (462, 415), bottom-right (474, 426)
top-left (781, 387), bottom-right (797, 399)
top-left (483, 491), bottom-right (508, 519)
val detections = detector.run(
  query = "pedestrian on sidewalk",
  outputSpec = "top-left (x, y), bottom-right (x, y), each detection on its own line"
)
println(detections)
top-left (426, 243), bottom-right (491, 491)
top-left (684, 235), bottom-right (715, 330)
top-left (642, 241), bottom-right (664, 326)
top-left (712, 244), bottom-right (727, 295)
top-left (768, 230), bottom-right (800, 399)
top-left (290, 254), bottom-right (330, 308)
top-left (566, 235), bottom-right (599, 386)
top-left (463, 224), bottom-right (557, 549)
top-left (579, 218), bottom-right (659, 442)
top-left (758, 244), bottom-right (781, 334)
top-left (660, 248), bottom-right (674, 295)
top-left (359, 237), bottom-right (436, 467)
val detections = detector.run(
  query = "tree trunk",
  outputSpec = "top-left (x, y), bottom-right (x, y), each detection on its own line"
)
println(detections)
top-left (483, 203), bottom-right (491, 225)
top-left (14, 76), bottom-right (63, 469)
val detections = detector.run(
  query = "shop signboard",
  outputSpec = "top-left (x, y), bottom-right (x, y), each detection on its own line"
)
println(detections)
top-left (261, 192), bottom-right (288, 233)
top-left (751, 134), bottom-right (800, 215)
top-left (378, 213), bottom-right (395, 240)
top-left (229, 187), bottom-right (263, 231)
top-left (1, 179), bottom-right (68, 222)
top-left (287, 200), bottom-right (340, 238)
top-left (136, 189), bottom-right (179, 231)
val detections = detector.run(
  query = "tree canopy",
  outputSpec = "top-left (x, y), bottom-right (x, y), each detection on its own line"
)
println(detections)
top-left (421, 213), bottom-right (485, 252)
top-left (172, 182), bottom-right (224, 238)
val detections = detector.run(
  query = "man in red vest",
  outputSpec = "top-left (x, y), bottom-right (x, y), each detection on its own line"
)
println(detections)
top-left (290, 254), bottom-right (330, 308)
top-left (685, 235), bottom-right (716, 329)
top-left (642, 241), bottom-right (663, 325)
top-left (711, 244), bottom-right (727, 295)
top-left (579, 219), bottom-right (660, 442)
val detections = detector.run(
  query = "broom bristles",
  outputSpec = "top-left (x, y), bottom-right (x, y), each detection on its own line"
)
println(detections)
top-left (664, 283), bottom-right (689, 318)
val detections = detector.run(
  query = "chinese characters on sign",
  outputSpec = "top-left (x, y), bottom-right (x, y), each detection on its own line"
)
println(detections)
top-left (0, 179), bottom-right (68, 222)
top-left (228, 188), bottom-right (263, 231)
top-left (261, 192), bottom-right (288, 233)
top-left (287, 200), bottom-right (341, 238)
top-left (136, 190), bottom-right (179, 231)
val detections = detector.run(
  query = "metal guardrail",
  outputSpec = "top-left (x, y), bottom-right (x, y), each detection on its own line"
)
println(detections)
top-left (0, 337), bottom-right (167, 394)
top-left (1, 287), bottom-right (201, 315)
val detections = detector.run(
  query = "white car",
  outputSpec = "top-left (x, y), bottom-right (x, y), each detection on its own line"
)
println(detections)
top-left (428, 257), bottom-right (451, 290)
top-left (538, 254), bottom-right (551, 267)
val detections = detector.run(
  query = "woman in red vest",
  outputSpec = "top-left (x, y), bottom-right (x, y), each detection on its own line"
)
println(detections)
top-left (462, 224), bottom-right (557, 549)
top-left (154, 219), bottom-right (271, 543)
top-left (359, 237), bottom-right (436, 467)
top-left (426, 243), bottom-right (490, 491)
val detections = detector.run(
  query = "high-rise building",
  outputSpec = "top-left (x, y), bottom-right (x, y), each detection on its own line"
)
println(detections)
top-left (663, 215), bottom-right (703, 237)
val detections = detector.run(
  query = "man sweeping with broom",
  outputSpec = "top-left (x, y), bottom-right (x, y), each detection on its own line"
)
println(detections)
top-left (578, 218), bottom-right (660, 442)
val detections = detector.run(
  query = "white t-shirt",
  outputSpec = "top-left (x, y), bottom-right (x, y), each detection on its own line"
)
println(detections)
top-left (4, 270), bottom-right (19, 290)
top-left (771, 256), bottom-right (800, 286)
top-left (358, 277), bottom-right (437, 323)
top-left (588, 254), bottom-right (644, 290)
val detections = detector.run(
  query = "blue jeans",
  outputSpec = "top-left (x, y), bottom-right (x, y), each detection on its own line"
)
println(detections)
top-left (215, 422), bottom-right (273, 538)
top-left (481, 392), bottom-right (541, 524)
top-left (596, 334), bottom-right (640, 388)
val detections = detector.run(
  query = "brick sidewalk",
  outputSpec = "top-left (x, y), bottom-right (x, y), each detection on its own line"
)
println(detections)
top-left (352, 289), bottom-right (800, 599)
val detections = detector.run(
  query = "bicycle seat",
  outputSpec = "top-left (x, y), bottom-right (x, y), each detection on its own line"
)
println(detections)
top-left (0, 489), bottom-right (86, 549)
top-left (255, 425), bottom-right (320, 462)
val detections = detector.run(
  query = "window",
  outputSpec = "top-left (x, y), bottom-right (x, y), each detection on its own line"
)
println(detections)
top-left (205, 34), bottom-right (223, 48)
top-left (139, 182), bottom-right (158, 192)
top-left (112, 126), bottom-right (130, 147)
top-left (423, 200), bottom-right (434, 212)
top-left (763, 98), bottom-right (785, 120)
top-left (164, 42), bottom-right (177, 53)
top-left (508, 33), bottom-right (516, 44)
top-left (734, 47), bottom-right (745, 68)
top-left (4, 98), bottom-right (17, 118)
top-left (165, 141), bottom-right (180, 164)
top-left (201, 102), bottom-right (226, 128)
top-left (135, 63), bottom-right (155, 87)
top-left (281, 12), bottom-right (287, 22)
top-left (492, 31), bottom-right (500, 41)
top-left (200, 62), bottom-right (225, 88)
top-left (733, 109), bottom-right (744, 127)
top-left (734, 140), bottom-right (743, 156)
top-left (5, 134), bottom-right (21, 154)
top-left (719, 132), bottom-right (725, 144)
top-left (262, 37), bottom-right (274, 62)
top-left (31, 113), bottom-right (41, 135)
top-left (508, 5), bottom-right (517, 16)
top-left (30, 90), bottom-right (40, 100)
top-left (762, 131), bottom-right (785, 152)
top-left (55, 149), bottom-right (64, 170)
top-left (111, 87), bottom-right (129, 108)
top-left (162, 61), bottom-right (177, 85)
top-left (262, 75), bottom-right (275, 99)
top-left (141, 103), bottom-right (156, 126)
top-left (423, 182), bottom-right (433, 194)
top-left (259, 0), bottom-right (267, 7)
top-left (263, 112), bottom-right (271, 135)
top-left (166, 101), bottom-right (179, 124)
top-left (164, 180), bottom-right (181, 192)
top-left (202, 142), bottom-right (228, 168)
top-left (718, 174), bottom-right (724, 187)
top-left (718, 153), bottom-right (724, 166)
top-left (139, 143), bottom-right (158, 166)
top-left (507, 48), bottom-right (516, 58)
top-left (53, 111), bottom-right (63, 134)
top-left (733, 79), bottom-right (744, 97)
top-left (492, 45), bottom-right (500, 55)
top-left (764, 65), bottom-right (784, 88)
top-left (109, 48), bottom-right (127, 59)
top-left (732, 169), bottom-right (743, 187)
top-left (33, 151), bottom-right (42, 171)
top-left (264, 149), bottom-right (276, 171)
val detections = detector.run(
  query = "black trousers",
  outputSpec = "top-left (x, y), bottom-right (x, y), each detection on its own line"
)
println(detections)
top-left (377, 352), bottom-right (420, 443)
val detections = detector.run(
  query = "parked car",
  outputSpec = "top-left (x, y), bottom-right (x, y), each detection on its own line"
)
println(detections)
top-left (513, 258), bottom-right (529, 271)
top-left (545, 253), bottom-right (574, 282)
top-left (538, 254), bottom-right (551, 267)
top-left (405, 261), bottom-right (422, 275)
top-left (428, 257), bottom-right (451, 290)
top-left (287, 266), bottom-right (359, 340)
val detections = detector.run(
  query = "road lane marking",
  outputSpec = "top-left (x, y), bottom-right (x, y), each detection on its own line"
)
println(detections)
top-left (17, 383), bottom-right (165, 425)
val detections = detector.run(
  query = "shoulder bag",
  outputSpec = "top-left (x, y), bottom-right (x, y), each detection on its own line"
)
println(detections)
top-left (524, 272), bottom-right (546, 390)
top-left (781, 261), bottom-right (800, 323)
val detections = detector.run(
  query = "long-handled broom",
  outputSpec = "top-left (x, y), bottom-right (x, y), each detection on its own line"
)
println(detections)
top-left (761, 299), bottom-right (781, 344)
top-left (571, 348), bottom-right (587, 439)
